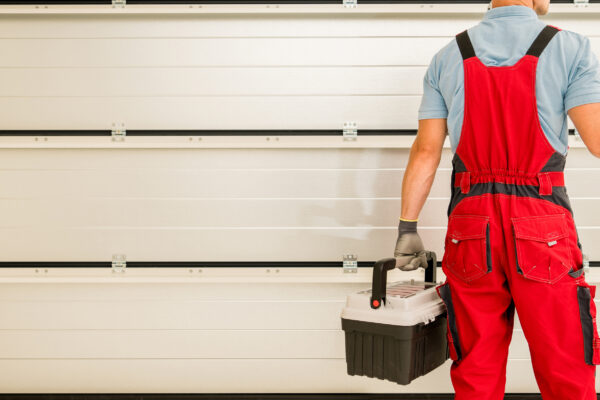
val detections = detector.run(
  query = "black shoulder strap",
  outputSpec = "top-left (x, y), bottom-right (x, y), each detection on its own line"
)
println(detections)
top-left (526, 25), bottom-right (560, 58)
top-left (456, 30), bottom-right (476, 60)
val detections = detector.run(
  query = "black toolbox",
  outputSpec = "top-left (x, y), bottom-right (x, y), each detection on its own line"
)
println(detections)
top-left (340, 251), bottom-right (449, 385)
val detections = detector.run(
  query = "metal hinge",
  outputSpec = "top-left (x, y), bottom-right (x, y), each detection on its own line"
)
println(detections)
top-left (111, 128), bottom-right (126, 142)
top-left (112, 254), bottom-right (126, 273)
top-left (574, 0), bottom-right (589, 7)
top-left (112, 0), bottom-right (126, 7)
top-left (574, 128), bottom-right (584, 142)
top-left (343, 122), bottom-right (357, 141)
top-left (343, 0), bottom-right (357, 8)
top-left (583, 253), bottom-right (590, 274)
top-left (342, 254), bottom-right (358, 273)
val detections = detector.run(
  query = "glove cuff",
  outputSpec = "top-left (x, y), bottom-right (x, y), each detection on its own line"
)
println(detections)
top-left (398, 219), bottom-right (418, 234)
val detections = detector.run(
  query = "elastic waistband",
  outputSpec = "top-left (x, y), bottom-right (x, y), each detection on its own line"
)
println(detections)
top-left (453, 171), bottom-right (564, 196)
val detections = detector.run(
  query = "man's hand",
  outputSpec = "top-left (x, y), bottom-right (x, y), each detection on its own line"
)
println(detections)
top-left (394, 219), bottom-right (429, 271)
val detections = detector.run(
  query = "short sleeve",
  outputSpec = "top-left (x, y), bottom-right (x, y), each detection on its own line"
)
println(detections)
top-left (564, 35), bottom-right (600, 111)
top-left (418, 53), bottom-right (448, 120)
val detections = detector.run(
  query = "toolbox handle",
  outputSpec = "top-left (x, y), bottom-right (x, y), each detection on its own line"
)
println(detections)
top-left (370, 251), bottom-right (437, 310)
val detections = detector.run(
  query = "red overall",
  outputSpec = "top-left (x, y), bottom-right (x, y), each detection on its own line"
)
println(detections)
top-left (435, 25), bottom-right (600, 399)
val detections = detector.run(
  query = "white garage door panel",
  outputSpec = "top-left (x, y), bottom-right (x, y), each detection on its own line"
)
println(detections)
top-left (0, 13), bottom-right (598, 39)
top-left (0, 330), bottom-right (346, 359)
top-left (0, 227), bottom-right (433, 261)
top-left (0, 168), bottom-right (598, 199)
top-left (0, 148), bottom-right (410, 169)
top-left (0, 96), bottom-right (419, 130)
top-left (0, 326), bottom-right (571, 362)
top-left (11, 197), bottom-right (420, 227)
top-left (0, 197), bottom-right (440, 228)
top-left (0, 168), bottom-right (417, 198)
top-left (572, 199), bottom-right (600, 226)
top-left (508, 329), bottom-right (530, 359)
top-left (0, 358), bottom-right (455, 393)
top-left (0, 147), bottom-right (593, 172)
top-left (1, 37), bottom-right (598, 69)
top-left (0, 147), bottom-right (593, 170)
top-left (3, 197), bottom-right (598, 229)
top-left (0, 282), bottom-right (371, 301)
top-left (0, 299), bottom-right (346, 330)
top-left (0, 38), bottom-right (450, 68)
top-left (0, 15), bottom-right (485, 38)
top-left (0, 67), bottom-right (427, 97)
top-left (0, 358), bottom-right (555, 393)
top-left (0, 328), bottom-right (530, 360)
top-left (565, 148), bottom-right (600, 167)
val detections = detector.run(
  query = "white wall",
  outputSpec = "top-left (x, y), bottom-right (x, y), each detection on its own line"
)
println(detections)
top-left (0, 2), bottom-right (599, 394)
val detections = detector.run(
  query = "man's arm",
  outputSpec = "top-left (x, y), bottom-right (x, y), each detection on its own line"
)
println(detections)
top-left (400, 118), bottom-right (447, 220)
top-left (568, 103), bottom-right (600, 158)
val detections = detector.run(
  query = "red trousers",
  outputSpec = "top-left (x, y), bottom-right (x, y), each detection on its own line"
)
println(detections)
top-left (437, 195), bottom-right (599, 399)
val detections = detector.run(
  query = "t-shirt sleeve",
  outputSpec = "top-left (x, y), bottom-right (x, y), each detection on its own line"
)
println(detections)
top-left (564, 35), bottom-right (600, 111)
top-left (418, 52), bottom-right (448, 120)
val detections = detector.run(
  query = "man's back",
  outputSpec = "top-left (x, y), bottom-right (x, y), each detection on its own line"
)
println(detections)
top-left (418, 5), bottom-right (600, 156)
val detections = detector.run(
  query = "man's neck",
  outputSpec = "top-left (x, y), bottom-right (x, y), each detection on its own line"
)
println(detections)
top-left (491, 0), bottom-right (533, 9)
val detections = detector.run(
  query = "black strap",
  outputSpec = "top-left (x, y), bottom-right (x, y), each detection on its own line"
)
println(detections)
top-left (456, 30), bottom-right (476, 60)
top-left (526, 25), bottom-right (560, 58)
top-left (456, 25), bottom-right (559, 61)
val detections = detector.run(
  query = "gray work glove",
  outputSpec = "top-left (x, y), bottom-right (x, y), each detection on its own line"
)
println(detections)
top-left (394, 219), bottom-right (429, 271)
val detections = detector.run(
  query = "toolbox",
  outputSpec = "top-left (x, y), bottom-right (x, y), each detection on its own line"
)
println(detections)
top-left (340, 251), bottom-right (449, 385)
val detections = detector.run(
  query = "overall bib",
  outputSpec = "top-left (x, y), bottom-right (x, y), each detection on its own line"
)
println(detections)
top-left (435, 25), bottom-right (600, 399)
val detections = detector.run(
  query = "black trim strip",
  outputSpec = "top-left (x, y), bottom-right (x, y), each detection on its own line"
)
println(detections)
top-left (0, 129), bottom-right (416, 137)
top-left (0, 394), bottom-right (557, 400)
top-left (540, 151), bottom-right (567, 173)
top-left (1, 261), bottom-right (599, 269)
top-left (513, 228), bottom-right (524, 275)
top-left (0, 129), bottom-right (583, 137)
top-left (0, 0), bottom-right (597, 3)
top-left (578, 285), bottom-right (595, 365)
top-left (569, 267), bottom-right (585, 278)
top-left (0, 261), bottom-right (392, 268)
top-left (448, 183), bottom-right (573, 216)
top-left (1, 260), bottom-right (599, 269)
top-left (485, 221), bottom-right (492, 273)
top-left (456, 30), bottom-right (476, 61)
top-left (526, 25), bottom-right (560, 58)
top-left (438, 283), bottom-right (463, 361)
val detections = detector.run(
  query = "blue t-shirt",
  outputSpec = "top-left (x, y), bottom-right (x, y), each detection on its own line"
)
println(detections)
top-left (418, 5), bottom-right (600, 156)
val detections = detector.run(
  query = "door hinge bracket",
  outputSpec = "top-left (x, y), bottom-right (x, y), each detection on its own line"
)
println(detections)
top-left (574, 128), bottom-right (584, 142)
top-left (343, 254), bottom-right (358, 273)
top-left (112, 254), bottom-right (126, 273)
top-left (574, 0), bottom-right (589, 7)
top-left (111, 128), bottom-right (126, 141)
top-left (112, 0), bottom-right (126, 7)
top-left (343, 122), bottom-right (358, 141)
top-left (343, 0), bottom-right (357, 8)
top-left (583, 253), bottom-right (590, 274)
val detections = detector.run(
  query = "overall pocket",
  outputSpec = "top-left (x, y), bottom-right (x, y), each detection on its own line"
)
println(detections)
top-left (443, 214), bottom-right (491, 283)
top-left (436, 282), bottom-right (462, 362)
top-left (511, 213), bottom-right (572, 284)
top-left (576, 281), bottom-right (600, 365)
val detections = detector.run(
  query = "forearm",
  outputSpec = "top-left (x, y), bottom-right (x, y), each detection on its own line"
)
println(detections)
top-left (399, 119), bottom-right (446, 221)
top-left (400, 147), bottom-right (441, 221)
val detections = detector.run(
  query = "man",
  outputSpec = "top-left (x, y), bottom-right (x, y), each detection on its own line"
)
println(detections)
top-left (393, 0), bottom-right (600, 398)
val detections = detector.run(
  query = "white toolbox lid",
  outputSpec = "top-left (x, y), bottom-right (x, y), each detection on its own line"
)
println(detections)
top-left (340, 279), bottom-right (445, 327)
